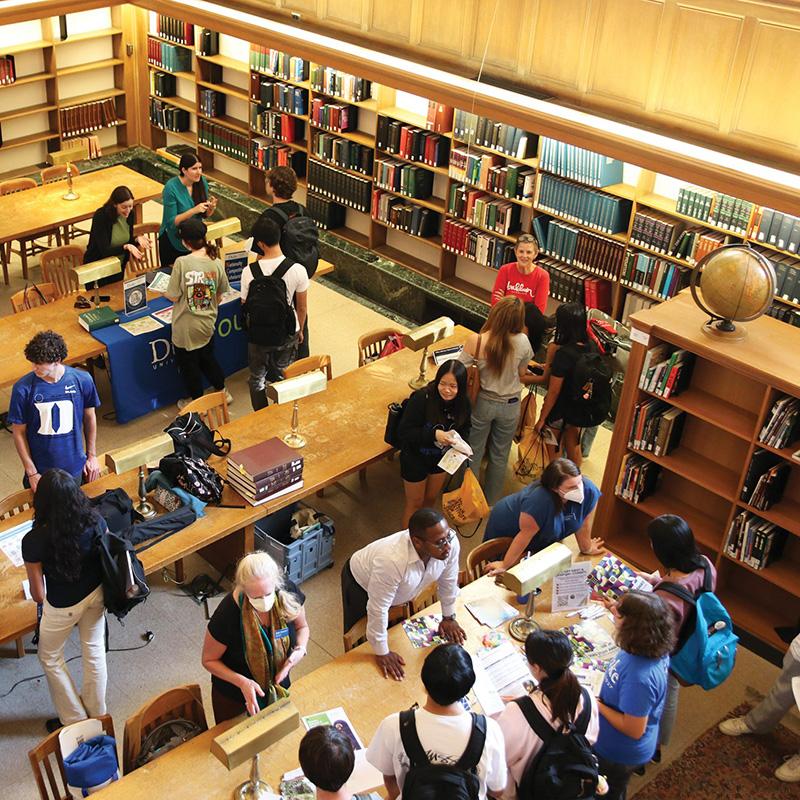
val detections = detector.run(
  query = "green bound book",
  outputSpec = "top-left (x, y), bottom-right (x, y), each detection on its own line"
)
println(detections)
top-left (78, 306), bottom-right (120, 332)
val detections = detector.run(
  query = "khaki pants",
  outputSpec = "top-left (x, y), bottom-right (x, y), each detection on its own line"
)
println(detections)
top-left (38, 585), bottom-right (107, 724)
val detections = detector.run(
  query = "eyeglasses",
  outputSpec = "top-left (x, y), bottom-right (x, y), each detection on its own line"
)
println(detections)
top-left (430, 530), bottom-right (455, 550)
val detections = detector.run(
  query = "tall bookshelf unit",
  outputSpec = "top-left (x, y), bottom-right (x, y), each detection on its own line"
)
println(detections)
top-left (594, 291), bottom-right (800, 653)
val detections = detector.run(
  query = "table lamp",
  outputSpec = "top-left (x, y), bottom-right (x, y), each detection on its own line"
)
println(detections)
top-left (402, 316), bottom-right (455, 389)
top-left (211, 697), bottom-right (300, 800)
top-left (62, 161), bottom-right (79, 201)
top-left (266, 371), bottom-right (327, 448)
top-left (72, 256), bottom-right (122, 307)
top-left (107, 433), bottom-right (174, 518)
top-left (500, 542), bottom-right (573, 641)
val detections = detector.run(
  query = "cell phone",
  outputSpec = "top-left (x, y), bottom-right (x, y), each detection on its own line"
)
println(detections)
top-left (527, 364), bottom-right (544, 375)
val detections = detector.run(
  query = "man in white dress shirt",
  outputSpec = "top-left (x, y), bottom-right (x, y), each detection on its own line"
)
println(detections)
top-left (341, 508), bottom-right (466, 680)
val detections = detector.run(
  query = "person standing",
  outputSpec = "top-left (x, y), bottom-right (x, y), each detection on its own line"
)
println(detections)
top-left (164, 218), bottom-right (232, 409)
top-left (9, 331), bottom-right (101, 491)
top-left (299, 725), bottom-right (359, 799)
top-left (22, 469), bottom-right (108, 732)
top-left (491, 234), bottom-right (549, 313)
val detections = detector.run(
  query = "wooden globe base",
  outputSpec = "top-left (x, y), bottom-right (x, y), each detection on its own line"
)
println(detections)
top-left (701, 318), bottom-right (748, 341)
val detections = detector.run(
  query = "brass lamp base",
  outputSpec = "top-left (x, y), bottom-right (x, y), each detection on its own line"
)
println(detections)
top-left (235, 754), bottom-right (274, 800)
top-left (135, 465), bottom-right (157, 518)
top-left (62, 190), bottom-right (80, 201)
top-left (283, 399), bottom-right (306, 448)
top-left (509, 615), bottom-right (540, 641)
top-left (408, 345), bottom-right (430, 389)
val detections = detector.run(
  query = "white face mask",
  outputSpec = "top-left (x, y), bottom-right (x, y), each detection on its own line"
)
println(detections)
top-left (249, 592), bottom-right (276, 613)
top-left (561, 483), bottom-right (584, 505)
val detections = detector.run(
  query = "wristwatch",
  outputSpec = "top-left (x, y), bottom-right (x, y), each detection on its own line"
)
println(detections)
top-left (442, 614), bottom-right (457, 622)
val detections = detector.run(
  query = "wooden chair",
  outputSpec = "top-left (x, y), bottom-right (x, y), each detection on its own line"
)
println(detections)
top-left (0, 177), bottom-right (39, 282)
top-left (409, 583), bottom-right (439, 615)
top-left (181, 391), bottom-right (230, 429)
top-left (122, 684), bottom-right (207, 773)
top-left (29, 714), bottom-right (115, 800)
top-left (0, 489), bottom-right (35, 657)
top-left (465, 537), bottom-right (514, 583)
top-left (357, 328), bottom-right (402, 367)
top-left (41, 165), bottom-right (89, 242)
top-left (284, 354), bottom-right (333, 381)
top-left (129, 222), bottom-right (161, 277)
top-left (343, 605), bottom-right (409, 652)
top-left (40, 246), bottom-right (84, 298)
top-left (10, 283), bottom-right (58, 314)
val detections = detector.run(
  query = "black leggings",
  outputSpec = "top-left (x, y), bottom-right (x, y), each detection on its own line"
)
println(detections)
top-left (173, 339), bottom-right (225, 399)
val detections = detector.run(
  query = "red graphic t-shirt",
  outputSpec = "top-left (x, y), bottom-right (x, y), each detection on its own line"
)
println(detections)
top-left (491, 262), bottom-right (550, 312)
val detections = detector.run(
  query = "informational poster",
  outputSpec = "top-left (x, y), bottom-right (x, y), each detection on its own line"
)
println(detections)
top-left (552, 561), bottom-right (592, 612)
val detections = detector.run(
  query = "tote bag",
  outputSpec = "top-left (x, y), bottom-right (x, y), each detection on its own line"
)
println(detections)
top-left (442, 469), bottom-right (490, 527)
top-left (514, 429), bottom-right (548, 484)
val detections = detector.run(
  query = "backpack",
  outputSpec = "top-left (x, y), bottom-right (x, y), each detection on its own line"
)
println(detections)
top-left (164, 412), bottom-right (231, 461)
top-left (158, 453), bottom-right (224, 504)
top-left (95, 528), bottom-right (150, 621)
top-left (515, 688), bottom-right (599, 800)
top-left (90, 488), bottom-right (136, 534)
top-left (384, 397), bottom-right (408, 448)
top-left (566, 346), bottom-right (612, 427)
top-left (63, 734), bottom-right (119, 796)
top-left (242, 259), bottom-right (296, 347)
top-left (658, 564), bottom-right (738, 689)
top-left (271, 204), bottom-right (319, 278)
top-left (398, 708), bottom-right (486, 800)
top-left (135, 718), bottom-right (204, 768)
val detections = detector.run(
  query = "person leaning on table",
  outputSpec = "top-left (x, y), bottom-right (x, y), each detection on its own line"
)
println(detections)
top-left (340, 508), bottom-right (465, 681)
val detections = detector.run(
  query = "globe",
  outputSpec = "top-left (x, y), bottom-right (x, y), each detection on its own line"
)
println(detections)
top-left (690, 244), bottom-right (776, 339)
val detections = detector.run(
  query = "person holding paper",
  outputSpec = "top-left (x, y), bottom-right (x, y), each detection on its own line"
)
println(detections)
top-left (483, 458), bottom-right (604, 576)
top-left (398, 359), bottom-right (472, 527)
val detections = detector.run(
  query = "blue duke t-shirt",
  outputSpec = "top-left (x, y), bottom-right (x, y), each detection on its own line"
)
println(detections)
top-left (595, 650), bottom-right (668, 766)
top-left (8, 366), bottom-right (100, 476)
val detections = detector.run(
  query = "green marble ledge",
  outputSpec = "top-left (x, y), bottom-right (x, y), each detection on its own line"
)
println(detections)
top-left (56, 146), bottom-right (488, 329)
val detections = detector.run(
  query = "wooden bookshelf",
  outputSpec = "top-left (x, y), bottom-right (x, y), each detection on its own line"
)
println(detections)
top-left (595, 291), bottom-right (800, 654)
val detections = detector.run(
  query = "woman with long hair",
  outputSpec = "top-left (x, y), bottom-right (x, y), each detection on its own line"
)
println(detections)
top-left (202, 551), bottom-right (310, 723)
top-left (398, 359), bottom-right (472, 527)
top-left (496, 629), bottom-right (599, 799)
top-left (458, 296), bottom-right (536, 505)
top-left (21, 469), bottom-right (107, 732)
top-left (158, 151), bottom-right (218, 268)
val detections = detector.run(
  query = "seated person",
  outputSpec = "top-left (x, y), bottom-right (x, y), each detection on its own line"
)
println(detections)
top-left (483, 458), bottom-right (604, 576)
top-left (299, 724), bottom-right (357, 800)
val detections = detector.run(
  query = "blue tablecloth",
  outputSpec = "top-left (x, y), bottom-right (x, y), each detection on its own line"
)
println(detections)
top-left (92, 295), bottom-right (247, 423)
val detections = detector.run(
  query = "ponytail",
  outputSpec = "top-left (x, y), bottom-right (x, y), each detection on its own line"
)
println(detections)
top-left (525, 629), bottom-right (582, 728)
top-left (538, 668), bottom-right (582, 728)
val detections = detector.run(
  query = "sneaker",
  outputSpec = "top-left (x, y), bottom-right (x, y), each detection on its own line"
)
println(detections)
top-left (776, 754), bottom-right (800, 782)
top-left (719, 717), bottom-right (752, 736)
top-left (177, 397), bottom-right (192, 411)
top-left (45, 717), bottom-right (63, 734)
top-left (224, 389), bottom-right (234, 405)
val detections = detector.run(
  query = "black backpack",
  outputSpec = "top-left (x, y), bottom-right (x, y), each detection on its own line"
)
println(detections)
top-left (271, 204), bottom-right (319, 279)
top-left (567, 347), bottom-right (613, 427)
top-left (135, 718), bottom-right (204, 767)
top-left (164, 412), bottom-right (231, 461)
top-left (158, 453), bottom-right (224, 504)
top-left (95, 528), bottom-right (150, 621)
top-left (515, 688), bottom-right (599, 800)
top-left (398, 709), bottom-right (486, 800)
top-left (242, 259), bottom-right (296, 346)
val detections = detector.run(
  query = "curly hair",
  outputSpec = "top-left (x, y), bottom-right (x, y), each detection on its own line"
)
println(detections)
top-left (615, 590), bottom-right (676, 659)
top-left (266, 165), bottom-right (297, 199)
top-left (24, 331), bottom-right (67, 364)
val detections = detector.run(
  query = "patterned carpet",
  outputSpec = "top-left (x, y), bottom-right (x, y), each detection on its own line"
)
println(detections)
top-left (634, 703), bottom-right (800, 799)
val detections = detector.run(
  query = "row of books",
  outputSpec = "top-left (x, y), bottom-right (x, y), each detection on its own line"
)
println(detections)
top-left (766, 303), bottom-right (800, 328)
top-left (227, 438), bottom-right (304, 506)
top-left (251, 139), bottom-right (306, 174)
top-left (371, 190), bottom-right (440, 238)
top-left (628, 399), bottom-right (685, 456)
top-left (310, 100), bottom-right (357, 133)
top-left (424, 101), bottom-right (454, 134)
top-left (621, 292), bottom-right (656, 325)
top-left (448, 148), bottom-right (536, 201)
top-left (198, 118), bottom-right (248, 163)
top-left (153, 15), bottom-right (194, 45)
top-left (149, 70), bottom-right (177, 98)
top-left (310, 65), bottom-right (372, 103)
top-left (196, 29), bottom-right (219, 57)
top-left (675, 186), bottom-right (753, 235)
top-left (750, 208), bottom-right (800, 254)
top-left (442, 219), bottom-right (516, 269)
top-left (759, 395), bottom-right (800, 450)
top-left (60, 99), bottom-right (119, 137)
top-left (537, 173), bottom-right (632, 235)
top-left (638, 345), bottom-right (694, 398)
top-left (536, 217), bottom-right (625, 280)
top-left (306, 192), bottom-right (346, 230)
top-left (753, 246), bottom-right (800, 305)
top-left (376, 118), bottom-right (449, 168)
top-left (452, 109), bottom-right (536, 160)
top-left (311, 132), bottom-right (373, 175)
top-left (147, 39), bottom-right (192, 73)
top-left (724, 511), bottom-right (787, 570)
top-left (539, 138), bottom-right (624, 188)
top-left (616, 453), bottom-right (660, 503)
top-left (629, 209), bottom-right (686, 254)
top-left (671, 228), bottom-right (730, 265)
top-left (447, 186), bottom-right (521, 237)
top-left (538, 257), bottom-right (612, 313)
top-left (621, 252), bottom-right (690, 300)
top-left (308, 159), bottom-right (371, 213)
top-left (249, 76), bottom-right (308, 116)
top-left (199, 89), bottom-right (225, 118)
top-left (375, 157), bottom-right (435, 201)
top-left (0, 55), bottom-right (16, 85)
top-left (741, 449), bottom-right (789, 511)
top-left (250, 107), bottom-right (302, 143)
top-left (149, 99), bottom-right (190, 132)
top-left (250, 47), bottom-right (309, 83)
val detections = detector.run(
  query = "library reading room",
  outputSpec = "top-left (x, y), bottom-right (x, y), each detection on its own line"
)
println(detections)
top-left (2, 1), bottom-right (800, 798)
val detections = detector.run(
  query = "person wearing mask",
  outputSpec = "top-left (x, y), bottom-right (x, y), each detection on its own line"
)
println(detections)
top-left (459, 296), bottom-right (536, 505)
top-left (299, 725), bottom-right (360, 799)
top-left (159, 151), bottom-right (217, 268)
top-left (164, 218), bottom-right (232, 409)
top-left (398, 360), bottom-right (471, 527)
top-left (595, 590), bottom-right (675, 800)
top-left (367, 643), bottom-right (508, 800)
top-left (491, 234), bottom-right (549, 313)
top-left (483, 458), bottom-right (604, 575)
top-left (202, 551), bottom-right (309, 723)
top-left (22, 469), bottom-right (108, 732)
top-left (341, 508), bottom-right (465, 681)
top-left (496, 629), bottom-right (599, 799)
top-left (9, 331), bottom-right (101, 490)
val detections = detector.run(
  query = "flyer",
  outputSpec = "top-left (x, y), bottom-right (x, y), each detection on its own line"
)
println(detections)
top-left (551, 561), bottom-right (592, 612)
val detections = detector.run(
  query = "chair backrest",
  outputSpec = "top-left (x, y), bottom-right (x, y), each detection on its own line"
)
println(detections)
top-left (343, 604), bottom-right (408, 652)
top-left (283, 354), bottom-right (333, 381)
top-left (180, 390), bottom-right (230, 429)
top-left (409, 583), bottom-right (439, 615)
top-left (40, 246), bottom-right (85, 298)
top-left (357, 328), bottom-right (402, 367)
top-left (10, 282), bottom-right (58, 314)
top-left (465, 537), bottom-right (514, 583)
top-left (29, 714), bottom-right (114, 800)
top-left (122, 684), bottom-right (207, 773)
top-left (41, 164), bottom-right (80, 185)
top-left (0, 177), bottom-right (37, 195)
top-left (130, 222), bottom-right (161, 276)
top-left (0, 489), bottom-right (34, 521)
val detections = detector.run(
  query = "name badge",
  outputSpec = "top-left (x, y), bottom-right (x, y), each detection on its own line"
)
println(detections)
top-left (275, 627), bottom-right (290, 640)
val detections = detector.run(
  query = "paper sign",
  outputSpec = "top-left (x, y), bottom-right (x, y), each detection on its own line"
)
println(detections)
top-left (147, 271), bottom-right (171, 293)
top-left (552, 561), bottom-right (592, 612)
top-left (630, 327), bottom-right (650, 346)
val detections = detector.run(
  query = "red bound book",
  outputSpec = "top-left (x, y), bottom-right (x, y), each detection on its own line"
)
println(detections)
top-left (184, 21), bottom-right (193, 46)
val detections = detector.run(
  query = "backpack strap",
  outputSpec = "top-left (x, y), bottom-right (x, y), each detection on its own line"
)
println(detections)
top-left (514, 695), bottom-right (558, 745)
top-left (455, 713), bottom-right (487, 771)
top-left (657, 581), bottom-right (697, 606)
top-left (573, 687), bottom-right (592, 735)
top-left (273, 257), bottom-right (293, 282)
top-left (398, 709), bottom-right (430, 769)
top-left (270, 204), bottom-right (290, 224)
top-left (250, 260), bottom-right (264, 280)
top-left (701, 560), bottom-right (714, 593)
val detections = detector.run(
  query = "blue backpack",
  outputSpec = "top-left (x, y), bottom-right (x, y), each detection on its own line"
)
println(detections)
top-left (63, 734), bottom-right (119, 796)
top-left (659, 564), bottom-right (738, 690)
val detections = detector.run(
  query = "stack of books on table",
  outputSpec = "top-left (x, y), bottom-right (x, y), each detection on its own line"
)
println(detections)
top-left (227, 438), bottom-right (304, 506)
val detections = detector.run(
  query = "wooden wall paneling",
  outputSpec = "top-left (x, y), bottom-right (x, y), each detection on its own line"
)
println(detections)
top-left (322, 0), bottom-right (367, 29)
top-left (467, 0), bottom-right (534, 76)
top-left (367, 0), bottom-right (413, 43)
top-left (279, 0), bottom-right (318, 15)
top-left (131, 5), bottom-right (152, 149)
top-left (416, 0), bottom-right (475, 57)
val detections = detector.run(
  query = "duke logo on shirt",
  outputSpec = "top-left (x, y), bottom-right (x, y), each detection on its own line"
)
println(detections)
top-left (33, 399), bottom-right (74, 435)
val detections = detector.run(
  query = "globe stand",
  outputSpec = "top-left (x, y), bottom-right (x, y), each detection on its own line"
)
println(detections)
top-left (701, 316), bottom-right (748, 341)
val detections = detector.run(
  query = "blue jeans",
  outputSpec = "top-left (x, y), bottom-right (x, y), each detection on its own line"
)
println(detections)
top-left (247, 334), bottom-right (299, 411)
top-left (467, 393), bottom-right (520, 506)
